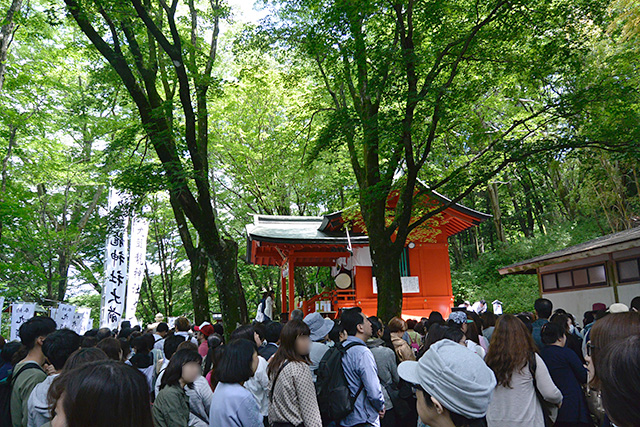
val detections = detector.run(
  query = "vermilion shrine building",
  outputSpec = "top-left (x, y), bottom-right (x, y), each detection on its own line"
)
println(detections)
top-left (245, 190), bottom-right (490, 319)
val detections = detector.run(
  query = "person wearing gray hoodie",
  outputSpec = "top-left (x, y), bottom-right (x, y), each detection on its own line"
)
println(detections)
top-left (367, 317), bottom-right (400, 427)
top-left (27, 329), bottom-right (81, 427)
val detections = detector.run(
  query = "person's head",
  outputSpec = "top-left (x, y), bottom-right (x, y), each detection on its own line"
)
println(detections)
top-left (215, 339), bottom-right (258, 384)
top-left (429, 311), bottom-right (445, 326)
top-left (480, 311), bottom-right (497, 328)
top-left (447, 311), bottom-right (468, 333)
top-left (264, 321), bottom-right (283, 344)
top-left (465, 311), bottom-right (482, 344)
top-left (443, 327), bottom-right (466, 345)
top-left (230, 324), bottom-right (261, 347)
top-left (534, 298), bottom-right (552, 320)
top-left (177, 341), bottom-right (198, 353)
top-left (118, 338), bottom-right (131, 360)
top-left (414, 322), bottom-right (425, 336)
top-left (163, 334), bottom-right (186, 360)
top-left (423, 324), bottom-right (447, 351)
top-left (96, 337), bottom-right (123, 361)
top-left (43, 329), bottom-right (82, 372)
top-left (62, 347), bottom-right (109, 372)
top-left (407, 319), bottom-right (417, 330)
top-left (268, 320), bottom-right (311, 378)
top-left (155, 322), bottom-right (169, 337)
top-left (120, 321), bottom-right (131, 330)
top-left (516, 314), bottom-right (533, 333)
top-left (388, 317), bottom-right (408, 338)
top-left (583, 310), bottom-right (595, 326)
top-left (303, 312), bottom-right (334, 342)
top-left (328, 320), bottom-right (347, 343)
top-left (398, 339), bottom-right (496, 427)
top-left (48, 360), bottom-right (153, 427)
top-left (540, 322), bottom-right (566, 347)
top-left (485, 314), bottom-right (538, 387)
top-left (253, 323), bottom-right (265, 343)
top-left (588, 311), bottom-right (640, 387)
top-left (175, 317), bottom-right (191, 332)
top-left (19, 316), bottom-right (57, 351)
top-left (1, 341), bottom-right (21, 365)
top-left (550, 312), bottom-right (571, 334)
top-left (96, 328), bottom-right (112, 342)
top-left (80, 336), bottom-right (98, 348)
top-left (289, 309), bottom-right (304, 322)
top-left (630, 296), bottom-right (640, 313)
top-left (117, 327), bottom-right (134, 340)
top-left (368, 316), bottom-right (383, 339)
top-left (160, 348), bottom-right (202, 390)
top-left (130, 334), bottom-right (152, 354)
top-left (212, 323), bottom-right (224, 337)
top-left (207, 333), bottom-right (223, 350)
top-left (596, 335), bottom-right (640, 427)
top-left (341, 307), bottom-right (372, 339)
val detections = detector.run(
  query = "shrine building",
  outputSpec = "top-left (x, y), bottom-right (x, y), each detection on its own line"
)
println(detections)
top-left (244, 189), bottom-right (490, 319)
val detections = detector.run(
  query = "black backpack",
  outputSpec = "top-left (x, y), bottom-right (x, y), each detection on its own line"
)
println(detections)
top-left (315, 341), bottom-right (365, 424)
top-left (0, 363), bottom-right (45, 427)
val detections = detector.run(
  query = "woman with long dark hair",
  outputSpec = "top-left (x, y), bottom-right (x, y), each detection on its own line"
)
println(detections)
top-left (47, 360), bottom-right (154, 427)
top-left (153, 348), bottom-right (203, 427)
top-left (268, 319), bottom-right (322, 427)
top-left (485, 315), bottom-right (562, 427)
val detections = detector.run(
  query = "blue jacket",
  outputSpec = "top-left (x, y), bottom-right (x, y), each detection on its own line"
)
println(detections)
top-left (541, 344), bottom-right (590, 424)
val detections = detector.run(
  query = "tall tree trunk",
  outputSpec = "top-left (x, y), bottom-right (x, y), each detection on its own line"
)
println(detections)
top-left (487, 183), bottom-right (507, 243)
top-left (0, 0), bottom-right (22, 92)
top-left (56, 249), bottom-right (70, 301)
top-left (370, 236), bottom-right (403, 323)
top-left (189, 245), bottom-right (210, 324)
top-left (170, 194), bottom-right (211, 324)
top-left (207, 238), bottom-right (247, 330)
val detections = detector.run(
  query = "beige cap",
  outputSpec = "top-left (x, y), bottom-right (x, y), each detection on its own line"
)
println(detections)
top-left (607, 303), bottom-right (629, 313)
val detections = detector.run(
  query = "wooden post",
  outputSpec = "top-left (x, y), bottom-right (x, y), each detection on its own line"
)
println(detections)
top-left (288, 258), bottom-right (295, 313)
top-left (281, 267), bottom-right (287, 316)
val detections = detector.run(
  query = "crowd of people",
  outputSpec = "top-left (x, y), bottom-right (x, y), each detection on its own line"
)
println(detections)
top-left (0, 295), bottom-right (638, 427)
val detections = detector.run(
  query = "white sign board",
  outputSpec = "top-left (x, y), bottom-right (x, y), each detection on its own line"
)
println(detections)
top-left (492, 300), bottom-right (503, 315)
top-left (10, 303), bottom-right (36, 342)
top-left (125, 218), bottom-right (149, 321)
top-left (372, 276), bottom-right (420, 294)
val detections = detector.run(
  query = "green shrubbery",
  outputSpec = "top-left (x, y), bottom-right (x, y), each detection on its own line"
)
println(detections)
top-left (451, 220), bottom-right (604, 314)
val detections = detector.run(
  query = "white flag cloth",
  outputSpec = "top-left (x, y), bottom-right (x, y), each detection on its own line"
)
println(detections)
top-left (10, 303), bottom-right (36, 341)
top-left (125, 218), bottom-right (149, 321)
top-left (100, 189), bottom-right (129, 329)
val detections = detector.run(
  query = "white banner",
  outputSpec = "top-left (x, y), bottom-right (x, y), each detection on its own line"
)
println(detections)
top-left (0, 297), bottom-right (4, 332)
top-left (77, 307), bottom-right (92, 334)
top-left (55, 304), bottom-right (76, 329)
top-left (100, 189), bottom-right (129, 329)
top-left (125, 218), bottom-right (149, 321)
top-left (10, 303), bottom-right (36, 341)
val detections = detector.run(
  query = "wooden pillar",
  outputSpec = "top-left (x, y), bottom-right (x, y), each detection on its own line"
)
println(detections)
top-left (288, 258), bottom-right (295, 313)
top-left (281, 267), bottom-right (287, 315)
